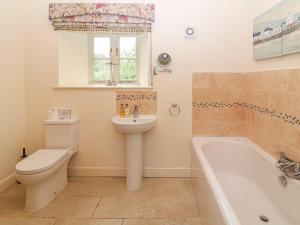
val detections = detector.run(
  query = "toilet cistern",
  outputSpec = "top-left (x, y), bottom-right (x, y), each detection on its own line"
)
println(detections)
top-left (111, 115), bottom-right (156, 191)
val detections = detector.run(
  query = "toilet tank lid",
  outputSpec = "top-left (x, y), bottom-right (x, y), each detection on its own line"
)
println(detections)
top-left (44, 118), bottom-right (79, 125)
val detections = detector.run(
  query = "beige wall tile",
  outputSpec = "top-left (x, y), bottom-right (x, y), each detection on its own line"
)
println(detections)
top-left (192, 69), bottom-right (300, 162)
top-left (288, 69), bottom-right (300, 93)
top-left (193, 88), bottom-right (231, 103)
top-left (116, 91), bottom-right (157, 115)
top-left (192, 73), bottom-right (211, 88)
top-left (240, 72), bottom-right (258, 89)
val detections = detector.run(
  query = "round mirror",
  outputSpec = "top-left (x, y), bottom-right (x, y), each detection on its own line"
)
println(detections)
top-left (157, 53), bottom-right (171, 67)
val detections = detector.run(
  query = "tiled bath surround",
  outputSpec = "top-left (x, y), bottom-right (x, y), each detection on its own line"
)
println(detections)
top-left (116, 91), bottom-right (157, 115)
top-left (193, 70), bottom-right (300, 161)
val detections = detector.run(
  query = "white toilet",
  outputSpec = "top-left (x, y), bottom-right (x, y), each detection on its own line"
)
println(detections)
top-left (15, 117), bottom-right (79, 211)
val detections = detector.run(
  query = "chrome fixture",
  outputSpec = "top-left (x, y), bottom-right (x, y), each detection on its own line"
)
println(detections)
top-left (278, 175), bottom-right (288, 187)
top-left (169, 103), bottom-right (181, 117)
top-left (153, 53), bottom-right (172, 75)
top-left (276, 152), bottom-right (300, 179)
top-left (133, 105), bottom-right (139, 118)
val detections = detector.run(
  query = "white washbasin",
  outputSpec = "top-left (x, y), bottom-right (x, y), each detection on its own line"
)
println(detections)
top-left (111, 115), bottom-right (156, 134)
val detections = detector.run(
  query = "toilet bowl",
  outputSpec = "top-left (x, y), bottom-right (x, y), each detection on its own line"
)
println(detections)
top-left (15, 117), bottom-right (79, 211)
top-left (16, 149), bottom-right (77, 211)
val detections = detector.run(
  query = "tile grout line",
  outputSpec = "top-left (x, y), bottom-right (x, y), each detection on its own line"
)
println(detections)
top-left (90, 197), bottom-right (103, 218)
top-left (52, 218), bottom-right (59, 225)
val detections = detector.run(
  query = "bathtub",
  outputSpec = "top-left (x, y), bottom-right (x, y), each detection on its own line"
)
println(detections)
top-left (191, 137), bottom-right (300, 225)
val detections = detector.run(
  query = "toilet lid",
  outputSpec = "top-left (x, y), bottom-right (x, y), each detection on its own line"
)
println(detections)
top-left (16, 149), bottom-right (69, 175)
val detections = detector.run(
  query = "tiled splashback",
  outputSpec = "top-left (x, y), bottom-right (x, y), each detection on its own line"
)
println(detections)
top-left (116, 91), bottom-right (157, 115)
top-left (193, 70), bottom-right (300, 161)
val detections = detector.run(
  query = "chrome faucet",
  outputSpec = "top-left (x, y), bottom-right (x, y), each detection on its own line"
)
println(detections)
top-left (276, 152), bottom-right (300, 179)
top-left (133, 105), bottom-right (139, 118)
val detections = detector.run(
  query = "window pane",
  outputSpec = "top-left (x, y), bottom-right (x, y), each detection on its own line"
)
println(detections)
top-left (120, 59), bottom-right (136, 80)
top-left (94, 59), bottom-right (110, 81)
top-left (94, 37), bottom-right (110, 58)
top-left (120, 37), bottom-right (136, 58)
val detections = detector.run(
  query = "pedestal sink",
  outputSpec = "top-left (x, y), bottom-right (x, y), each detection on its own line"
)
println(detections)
top-left (111, 115), bottom-right (156, 191)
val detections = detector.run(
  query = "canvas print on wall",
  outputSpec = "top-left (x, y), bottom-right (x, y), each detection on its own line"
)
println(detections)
top-left (253, 0), bottom-right (300, 60)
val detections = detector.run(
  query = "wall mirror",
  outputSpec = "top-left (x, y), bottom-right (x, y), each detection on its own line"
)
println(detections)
top-left (154, 53), bottom-right (172, 75)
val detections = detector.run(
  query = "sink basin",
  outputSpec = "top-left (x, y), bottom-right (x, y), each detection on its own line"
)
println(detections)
top-left (111, 115), bottom-right (157, 191)
top-left (111, 115), bottom-right (156, 134)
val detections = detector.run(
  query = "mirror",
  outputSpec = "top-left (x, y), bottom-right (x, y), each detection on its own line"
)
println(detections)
top-left (153, 53), bottom-right (172, 75)
top-left (157, 53), bottom-right (172, 67)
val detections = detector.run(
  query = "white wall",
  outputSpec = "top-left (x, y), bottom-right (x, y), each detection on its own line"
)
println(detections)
top-left (25, 0), bottom-right (249, 177)
top-left (59, 32), bottom-right (89, 85)
top-left (246, 0), bottom-right (300, 71)
top-left (0, 2), bottom-right (27, 190)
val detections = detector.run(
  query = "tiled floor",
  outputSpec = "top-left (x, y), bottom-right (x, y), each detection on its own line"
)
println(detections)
top-left (0, 177), bottom-right (202, 225)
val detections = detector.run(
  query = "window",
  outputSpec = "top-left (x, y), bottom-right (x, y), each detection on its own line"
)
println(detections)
top-left (58, 32), bottom-right (151, 87)
top-left (90, 35), bottom-right (138, 84)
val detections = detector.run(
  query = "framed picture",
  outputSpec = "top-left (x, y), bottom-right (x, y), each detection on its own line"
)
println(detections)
top-left (253, 0), bottom-right (300, 60)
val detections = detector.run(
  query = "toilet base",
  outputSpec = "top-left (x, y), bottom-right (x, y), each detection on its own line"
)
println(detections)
top-left (23, 161), bottom-right (68, 211)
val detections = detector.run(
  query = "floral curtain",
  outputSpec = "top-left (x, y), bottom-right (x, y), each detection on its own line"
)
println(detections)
top-left (49, 3), bottom-right (155, 33)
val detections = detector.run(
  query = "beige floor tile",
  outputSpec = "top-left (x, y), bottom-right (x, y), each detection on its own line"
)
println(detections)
top-left (123, 218), bottom-right (202, 225)
top-left (57, 177), bottom-right (125, 199)
top-left (0, 195), bottom-right (25, 217)
top-left (174, 218), bottom-right (202, 225)
top-left (93, 195), bottom-right (157, 219)
top-left (37, 196), bottom-right (101, 218)
top-left (93, 195), bottom-right (199, 219)
top-left (123, 219), bottom-right (175, 225)
top-left (0, 183), bottom-right (25, 196)
top-left (114, 178), bottom-right (194, 199)
top-left (154, 196), bottom-right (199, 219)
top-left (0, 217), bottom-right (56, 225)
top-left (55, 218), bottom-right (123, 225)
top-left (0, 178), bottom-right (201, 222)
top-left (149, 178), bottom-right (194, 197)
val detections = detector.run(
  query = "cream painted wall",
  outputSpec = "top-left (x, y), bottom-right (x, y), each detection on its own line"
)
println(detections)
top-left (26, 0), bottom-right (249, 176)
top-left (0, 2), bottom-right (27, 187)
top-left (59, 32), bottom-right (89, 85)
top-left (246, 0), bottom-right (300, 71)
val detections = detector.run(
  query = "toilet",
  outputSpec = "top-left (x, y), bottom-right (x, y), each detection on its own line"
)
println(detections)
top-left (15, 117), bottom-right (79, 211)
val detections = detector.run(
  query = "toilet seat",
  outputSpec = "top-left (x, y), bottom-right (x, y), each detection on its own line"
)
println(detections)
top-left (16, 149), bottom-right (69, 175)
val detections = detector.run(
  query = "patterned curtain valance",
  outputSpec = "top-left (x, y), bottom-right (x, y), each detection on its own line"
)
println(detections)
top-left (49, 3), bottom-right (155, 33)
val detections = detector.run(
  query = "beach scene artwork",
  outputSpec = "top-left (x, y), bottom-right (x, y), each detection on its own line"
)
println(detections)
top-left (253, 0), bottom-right (300, 60)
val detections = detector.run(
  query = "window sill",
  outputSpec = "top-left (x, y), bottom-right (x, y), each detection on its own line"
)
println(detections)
top-left (53, 84), bottom-right (154, 90)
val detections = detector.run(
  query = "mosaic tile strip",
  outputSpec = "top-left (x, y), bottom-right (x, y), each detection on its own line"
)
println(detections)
top-left (193, 101), bottom-right (300, 126)
top-left (116, 91), bottom-right (157, 115)
top-left (116, 92), bottom-right (157, 101)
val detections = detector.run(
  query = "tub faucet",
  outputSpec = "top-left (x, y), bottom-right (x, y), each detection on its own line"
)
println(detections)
top-left (133, 105), bottom-right (139, 118)
top-left (276, 152), bottom-right (300, 179)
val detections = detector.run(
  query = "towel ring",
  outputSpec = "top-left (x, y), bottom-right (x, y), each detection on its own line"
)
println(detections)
top-left (169, 104), bottom-right (181, 117)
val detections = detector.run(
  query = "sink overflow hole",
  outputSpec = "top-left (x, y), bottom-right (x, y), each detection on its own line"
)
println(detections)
top-left (259, 215), bottom-right (269, 223)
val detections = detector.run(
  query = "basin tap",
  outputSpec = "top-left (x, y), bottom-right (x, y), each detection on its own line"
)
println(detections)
top-left (133, 105), bottom-right (139, 118)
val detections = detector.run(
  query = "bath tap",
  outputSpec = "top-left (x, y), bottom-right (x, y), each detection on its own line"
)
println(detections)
top-left (276, 152), bottom-right (300, 179)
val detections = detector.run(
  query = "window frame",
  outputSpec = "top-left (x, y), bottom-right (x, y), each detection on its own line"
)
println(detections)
top-left (88, 34), bottom-right (139, 85)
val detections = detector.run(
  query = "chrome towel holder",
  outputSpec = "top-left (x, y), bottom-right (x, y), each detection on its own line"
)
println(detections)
top-left (169, 103), bottom-right (181, 116)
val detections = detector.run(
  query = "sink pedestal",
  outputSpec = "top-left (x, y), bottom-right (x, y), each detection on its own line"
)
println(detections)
top-left (126, 134), bottom-right (143, 191)
top-left (111, 115), bottom-right (156, 192)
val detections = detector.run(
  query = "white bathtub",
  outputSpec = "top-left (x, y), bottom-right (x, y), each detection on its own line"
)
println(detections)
top-left (191, 137), bottom-right (300, 225)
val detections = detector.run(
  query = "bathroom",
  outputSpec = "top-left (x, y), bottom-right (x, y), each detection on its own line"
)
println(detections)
top-left (1, 0), bottom-right (300, 224)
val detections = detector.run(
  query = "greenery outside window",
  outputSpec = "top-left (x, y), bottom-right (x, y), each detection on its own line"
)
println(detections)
top-left (90, 35), bottom-right (138, 84)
